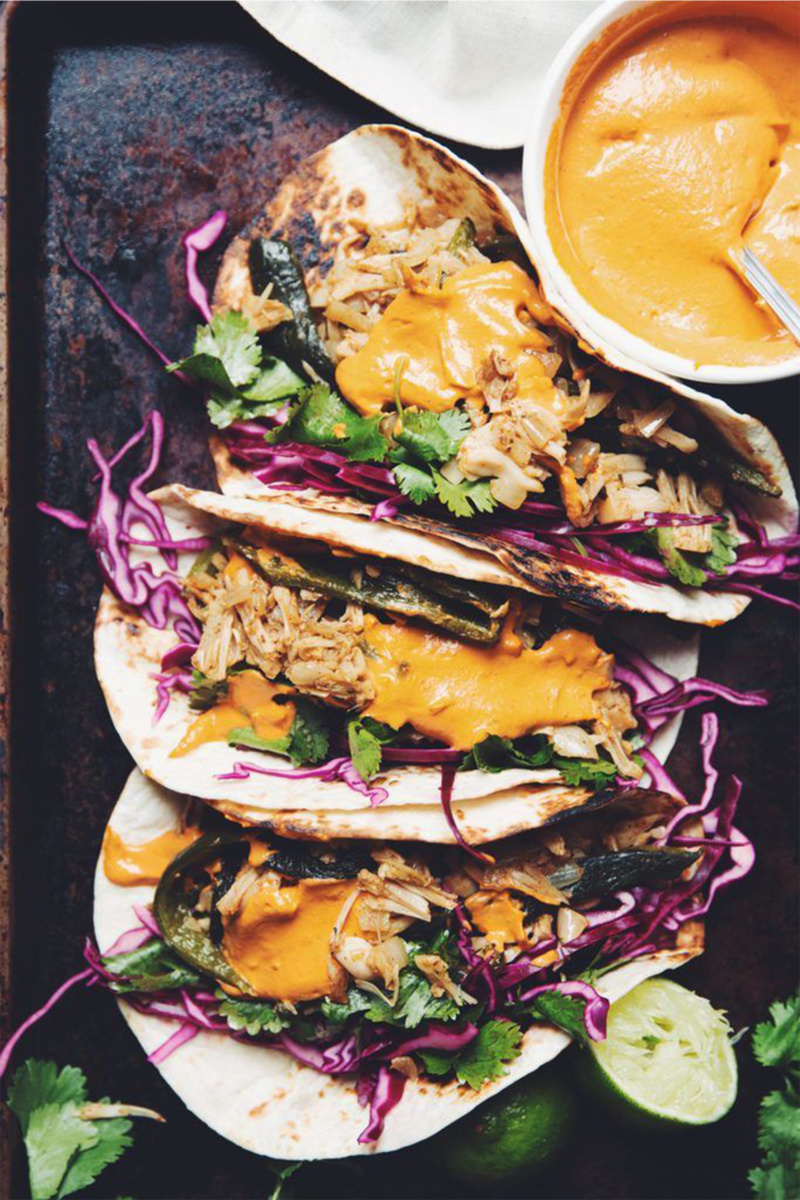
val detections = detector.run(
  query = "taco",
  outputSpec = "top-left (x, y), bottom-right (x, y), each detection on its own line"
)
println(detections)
top-left (93, 483), bottom-right (706, 842)
top-left (93, 767), bottom-right (717, 1158)
top-left (170, 124), bottom-right (797, 625)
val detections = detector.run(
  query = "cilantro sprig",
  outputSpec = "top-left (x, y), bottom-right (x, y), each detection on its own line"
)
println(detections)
top-left (418, 1019), bottom-right (524, 1089)
top-left (749, 992), bottom-right (800, 1199)
top-left (226, 697), bottom-right (330, 767)
top-left (215, 990), bottom-right (291, 1037)
top-left (389, 406), bottom-right (495, 517)
top-left (267, 382), bottom-right (388, 462)
top-left (6, 1060), bottom-right (161, 1200)
top-left (636, 520), bottom-right (739, 590)
top-left (460, 734), bottom-right (621, 790)
top-left (347, 717), bottom-right (398, 782)
top-left (322, 931), bottom-right (466, 1031)
top-left (102, 938), bottom-right (204, 994)
top-left (170, 311), bottom-right (304, 429)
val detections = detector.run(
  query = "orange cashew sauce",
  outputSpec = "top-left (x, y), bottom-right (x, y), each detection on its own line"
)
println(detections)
top-left (103, 827), bottom-right (364, 1005)
top-left (545, 1), bottom-right (800, 368)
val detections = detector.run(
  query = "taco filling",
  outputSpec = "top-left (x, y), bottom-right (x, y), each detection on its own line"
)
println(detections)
top-left (173, 209), bottom-right (788, 598)
top-left (98, 785), bottom-right (707, 1145)
top-left (175, 532), bottom-right (642, 785)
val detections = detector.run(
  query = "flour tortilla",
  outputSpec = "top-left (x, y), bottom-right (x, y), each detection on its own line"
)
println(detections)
top-left (211, 123), bottom-right (797, 627)
top-left (94, 484), bottom-right (698, 839)
top-left (93, 770), bottom-right (703, 1160)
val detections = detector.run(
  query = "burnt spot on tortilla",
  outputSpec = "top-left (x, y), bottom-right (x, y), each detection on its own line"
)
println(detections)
top-left (540, 789), bottom-right (617, 826)
top-left (388, 508), bottom-right (624, 613)
top-left (347, 187), bottom-right (365, 208)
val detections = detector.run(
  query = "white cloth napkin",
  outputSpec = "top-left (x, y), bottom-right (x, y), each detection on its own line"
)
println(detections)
top-left (239, 0), bottom-right (598, 150)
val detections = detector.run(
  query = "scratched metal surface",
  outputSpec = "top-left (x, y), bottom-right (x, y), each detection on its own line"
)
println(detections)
top-left (2, 3), bottom-right (798, 1198)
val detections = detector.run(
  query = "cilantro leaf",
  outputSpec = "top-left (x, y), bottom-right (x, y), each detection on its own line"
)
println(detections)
top-left (7, 1061), bottom-right (86, 1134)
top-left (269, 383), bottom-right (388, 463)
top-left (57, 1112), bottom-right (133, 1199)
top-left (394, 409), bottom-right (470, 466)
top-left (460, 734), bottom-right (552, 774)
top-left (758, 1091), bottom-right (800, 1161)
top-left (24, 1104), bottom-right (98, 1200)
top-left (226, 698), bottom-right (329, 767)
top-left (749, 992), bottom-right (800, 1200)
top-left (432, 472), bottom-right (474, 518)
top-left (648, 522), bottom-right (739, 589)
top-left (392, 461), bottom-right (437, 505)
top-left (750, 1159), bottom-right (800, 1200)
top-left (552, 755), bottom-right (619, 790)
top-left (171, 311), bottom-right (262, 392)
top-left (216, 990), bottom-right (291, 1036)
top-left (453, 1020), bottom-right (523, 1090)
top-left (286, 699), bottom-right (330, 766)
top-left (243, 358), bottom-right (304, 403)
top-left (464, 478), bottom-right (499, 515)
top-left (321, 989), bottom-right (373, 1030)
top-left (460, 734), bottom-right (619, 791)
top-left (347, 720), bottom-right (384, 782)
top-left (364, 964), bottom-right (461, 1029)
top-left (416, 1048), bottom-right (460, 1077)
top-left (753, 995), bottom-right (800, 1073)
top-left (433, 472), bottom-right (497, 519)
top-left (195, 311), bottom-right (262, 388)
top-left (6, 1062), bottom-right (135, 1200)
top-left (323, 933), bottom-right (466, 1031)
top-left (706, 521), bottom-right (739, 576)
top-left (654, 528), bottom-right (709, 589)
top-left (438, 407), bottom-right (473, 445)
top-left (207, 393), bottom-right (289, 432)
top-left (103, 939), bottom-right (204, 994)
top-left (359, 716), bottom-right (401, 743)
top-left (172, 313), bottom-right (303, 428)
top-left (528, 992), bottom-right (593, 1045)
top-left (226, 727), bottom-right (292, 756)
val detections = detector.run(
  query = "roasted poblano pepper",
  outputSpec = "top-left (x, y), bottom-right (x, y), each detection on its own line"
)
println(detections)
top-left (154, 829), bottom-right (254, 990)
top-left (233, 541), bottom-right (503, 644)
top-left (248, 238), bottom-right (336, 387)
top-left (154, 829), bottom-right (370, 993)
top-left (551, 846), bottom-right (700, 903)
top-left (446, 217), bottom-right (477, 255)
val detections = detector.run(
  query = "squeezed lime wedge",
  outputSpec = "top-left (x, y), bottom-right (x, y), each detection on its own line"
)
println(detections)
top-left (578, 978), bottom-right (737, 1128)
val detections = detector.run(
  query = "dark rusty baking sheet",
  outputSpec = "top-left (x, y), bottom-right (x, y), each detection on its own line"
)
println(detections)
top-left (0, 3), bottom-right (797, 1197)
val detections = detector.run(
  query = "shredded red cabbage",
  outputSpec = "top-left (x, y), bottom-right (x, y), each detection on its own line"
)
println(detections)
top-left (381, 747), bottom-right (462, 765)
top-left (217, 757), bottom-right (390, 807)
top-left (148, 1022), bottom-right (200, 1065)
top-left (638, 749), bottom-right (685, 799)
top-left (133, 903), bottom-right (164, 939)
top-left (0, 967), bottom-right (94, 1081)
top-left (439, 763), bottom-right (494, 864)
top-left (357, 1067), bottom-right (408, 1144)
top-left (39, 411), bottom-right (202, 646)
top-left (64, 241), bottom-right (191, 385)
top-left (183, 210), bottom-right (227, 324)
top-left (391, 1022), bottom-right (479, 1059)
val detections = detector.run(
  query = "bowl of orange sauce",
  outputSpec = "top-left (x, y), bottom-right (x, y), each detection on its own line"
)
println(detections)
top-left (524, 0), bottom-right (800, 385)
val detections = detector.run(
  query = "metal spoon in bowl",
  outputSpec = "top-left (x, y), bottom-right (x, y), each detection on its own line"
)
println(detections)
top-left (737, 246), bottom-right (800, 347)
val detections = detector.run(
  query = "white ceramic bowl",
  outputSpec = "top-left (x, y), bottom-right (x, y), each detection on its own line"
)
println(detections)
top-left (522, 0), bottom-right (800, 387)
